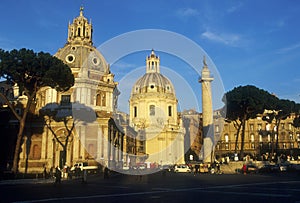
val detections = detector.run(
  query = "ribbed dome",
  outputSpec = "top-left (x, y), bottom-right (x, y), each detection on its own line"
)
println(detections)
top-left (55, 44), bottom-right (109, 74)
top-left (131, 72), bottom-right (175, 95)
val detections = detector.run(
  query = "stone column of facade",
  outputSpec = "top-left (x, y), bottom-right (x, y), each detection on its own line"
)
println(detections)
top-left (199, 56), bottom-right (214, 163)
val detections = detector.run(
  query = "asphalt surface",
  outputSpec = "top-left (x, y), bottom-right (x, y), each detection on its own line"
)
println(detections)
top-left (1, 171), bottom-right (300, 203)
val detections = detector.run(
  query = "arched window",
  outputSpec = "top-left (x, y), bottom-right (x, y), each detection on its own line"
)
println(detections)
top-left (101, 92), bottom-right (106, 106)
top-left (250, 134), bottom-right (255, 142)
top-left (96, 92), bottom-right (106, 106)
top-left (96, 94), bottom-right (101, 106)
top-left (225, 134), bottom-right (229, 143)
top-left (259, 135), bottom-right (263, 142)
top-left (150, 105), bottom-right (155, 116)
top-left (77, 28), bottom-right (81, 36)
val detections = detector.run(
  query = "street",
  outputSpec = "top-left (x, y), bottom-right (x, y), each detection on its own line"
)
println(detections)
top-left (1, 171), bottom-right (300, 203)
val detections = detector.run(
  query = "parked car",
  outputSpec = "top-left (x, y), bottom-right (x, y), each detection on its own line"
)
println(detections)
top-left (278, 164), bottom-right (287, 172)
top-left (138, 163), bottom-right (146, 170)
top-left (241, 164), bottom-right (258, 174)
top-left (258, 164), bottom-right (278, 173)
top-left (174, 164), bottom-right (191, 173)
top-left (70, 162), bottom-right (98, 172)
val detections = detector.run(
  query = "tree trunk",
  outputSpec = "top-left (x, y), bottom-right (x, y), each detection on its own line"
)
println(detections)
top-left (239, 119), bottom-right (246, 160)
top-left (11, 93), bottom-right (34, 174)
top-left (234, 121), bottom-right (242, 154)
top-left (12, 118), bottom-right (26, 174)
top-left (274, 120), bottom-right (280, 163)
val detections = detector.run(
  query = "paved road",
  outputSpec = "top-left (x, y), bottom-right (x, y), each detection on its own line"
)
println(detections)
top-left (1, 172), bottom-right (300, 203)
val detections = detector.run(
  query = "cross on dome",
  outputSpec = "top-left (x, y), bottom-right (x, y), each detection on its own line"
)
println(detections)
top-left (80, 6), bottom-right (84, 16)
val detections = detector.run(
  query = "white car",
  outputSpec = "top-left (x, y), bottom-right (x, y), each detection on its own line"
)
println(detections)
top-left (174, 165), bottom-right (191, 173)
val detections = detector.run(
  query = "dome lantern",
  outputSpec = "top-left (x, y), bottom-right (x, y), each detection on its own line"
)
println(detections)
top-left (146, 49), bottom-right (160, 74)
top-left (67, 6), bottom-right (93, 46)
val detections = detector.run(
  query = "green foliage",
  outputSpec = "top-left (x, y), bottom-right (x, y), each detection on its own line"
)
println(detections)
top-left (0, 48), bottom-right (74, 95)
top-left (222, 85), bottom-right (279, 121)
top-left (0, 48), bottom-right (75, 174)
top-left (293, 115), bottom-right (300, 128)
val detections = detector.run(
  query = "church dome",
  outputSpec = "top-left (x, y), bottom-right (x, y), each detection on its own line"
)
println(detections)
top-left (131, 50), bottom-right (175, 96)
top-left (54, 7), bottom-right (109, 78)
top-left (55, 44), bottom-right (109, 75)
top-left (132, 72), bottom-right (175, 95)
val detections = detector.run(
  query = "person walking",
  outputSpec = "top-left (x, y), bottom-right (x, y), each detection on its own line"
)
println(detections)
top-left (54, 166), bottom-right (62, 184)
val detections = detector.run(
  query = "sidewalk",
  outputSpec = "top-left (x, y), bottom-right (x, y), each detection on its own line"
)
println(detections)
top-left (0, 178), bottom-right (56, 185)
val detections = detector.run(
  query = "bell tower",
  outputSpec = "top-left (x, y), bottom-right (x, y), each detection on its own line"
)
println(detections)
top-left (67, 6), bottom-right (93, 45)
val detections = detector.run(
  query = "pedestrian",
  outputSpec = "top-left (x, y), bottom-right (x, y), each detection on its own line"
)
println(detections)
top-left (104, 167), bottom-right (109, 179)
top-left (216, 162), bottom-right (220, 173)
top-left (82, 169), bottom-right (87, 183)
top-left (43, 165), bottom-right (47, 179)
top-left (55, 166), bottom-right (62, 184)
top-left (242, 164), bottom-right (247, 175)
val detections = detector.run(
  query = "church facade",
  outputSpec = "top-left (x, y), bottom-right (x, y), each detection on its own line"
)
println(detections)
top-left (129, 50), bottom-right (185, 165)
top-left (17, 8), bottom-right (128, 173)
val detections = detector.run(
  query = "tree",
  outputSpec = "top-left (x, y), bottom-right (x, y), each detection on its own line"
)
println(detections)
top-left (40, 102), bottom-right (97, 168)
top-left (263, 99), bottom-right (299, 162)
top-left (222, 85), bottom-right (278, 160)
top-left (0, 48), bottom-right (74, 174)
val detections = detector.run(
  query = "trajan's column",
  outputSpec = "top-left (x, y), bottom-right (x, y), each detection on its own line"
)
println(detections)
top-left (199, 56), bottom-right (214, 163)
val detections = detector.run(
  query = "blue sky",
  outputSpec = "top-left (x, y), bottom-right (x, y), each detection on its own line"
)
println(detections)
top-left (1, 0), bottom-right (300, 112)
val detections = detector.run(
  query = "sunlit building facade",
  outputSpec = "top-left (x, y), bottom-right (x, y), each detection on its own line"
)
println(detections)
top-left (16, 8), bottom-right (127, 173)
top-left (129, 50), bottom-right (185, 165)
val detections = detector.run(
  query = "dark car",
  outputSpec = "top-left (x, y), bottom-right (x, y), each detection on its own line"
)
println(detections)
top-left (258, 164), bottom-right (277, 173)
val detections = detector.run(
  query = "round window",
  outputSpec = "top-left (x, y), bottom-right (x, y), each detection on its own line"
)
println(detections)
top-left (92, 57), bottom-right (99, 65)
top-left (150, 85), bottom-right (155, 89)
top-left (66, 54), bottom-right (75, 63)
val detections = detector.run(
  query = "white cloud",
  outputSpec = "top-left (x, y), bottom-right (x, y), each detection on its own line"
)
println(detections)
top-left (276, 42), bottom-right (300, 54)
top-left (113, 61), bottom-right (136, 69)
top-left (226, 2), bottom-right (243, 13)
top-left (176, 8), bottom-right (199, 18)
top-left (201, 31), bottom-right (241, 46)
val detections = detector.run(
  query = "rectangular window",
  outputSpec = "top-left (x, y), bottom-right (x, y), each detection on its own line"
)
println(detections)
top-left (258, 124), bottom-right (262, 131)
top-left (250, 124), bottom-right (254, 131)
top-left (168, 106), bottom-right (172, 117)
top-left (134, 106), bottom-right (137, 117)
top-left (61, 95), bottom-right (70, 105)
